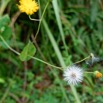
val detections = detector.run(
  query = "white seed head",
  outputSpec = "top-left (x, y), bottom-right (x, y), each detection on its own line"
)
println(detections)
top-left (63, 65), bottom-right (83, 85)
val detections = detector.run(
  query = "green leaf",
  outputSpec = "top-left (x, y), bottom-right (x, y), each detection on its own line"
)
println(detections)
top-left (0, 26), bottom-right (12, 40)
top-left (0, 15), bottom-right (10, 29)
top-left (0, 15), bottom-right (12, 41)
top-left (19, 41), bottom-right (36, 61)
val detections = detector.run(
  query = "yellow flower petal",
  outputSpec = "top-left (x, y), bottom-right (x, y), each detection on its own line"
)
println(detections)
top-left (18, 0), bottom-right (39, 15)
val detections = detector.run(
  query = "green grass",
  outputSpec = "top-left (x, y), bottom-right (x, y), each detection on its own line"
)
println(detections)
top-left (0, 0), bottom-right (103, 103)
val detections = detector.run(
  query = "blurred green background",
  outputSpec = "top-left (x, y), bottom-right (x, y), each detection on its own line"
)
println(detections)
top-left (0, 0), bottom-right (103, 103)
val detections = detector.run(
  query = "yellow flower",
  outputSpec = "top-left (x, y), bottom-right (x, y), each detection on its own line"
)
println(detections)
top-left (18, 0), bottom-right (39, 15)
top-left (94, 71), bottom-right (102, 78)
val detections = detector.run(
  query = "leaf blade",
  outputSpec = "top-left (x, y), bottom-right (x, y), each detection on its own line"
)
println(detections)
top-left (19, 41), bottom-right (36, 61)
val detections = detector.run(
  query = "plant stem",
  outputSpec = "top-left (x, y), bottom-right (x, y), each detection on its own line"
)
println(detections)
top-left (0, 35), bottom-right (20, 55)
top-left (30, 56), bottom-right (63, 70)
top-left (29, 15), bottom-right (40, 21)
top-left (42, 19), bottom-right (81, 103)
top-left (73, 53), bottom-right (94, 64)
top-left (74, 56), bottom-right (90, 64)
top-left (29, 0), bottom-right (51, 40)
top-left (0, 35), bottom-right (63, 70)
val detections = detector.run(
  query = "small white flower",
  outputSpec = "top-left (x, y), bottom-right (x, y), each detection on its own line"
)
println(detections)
top-left (63, 65), bottom-right (83, 85)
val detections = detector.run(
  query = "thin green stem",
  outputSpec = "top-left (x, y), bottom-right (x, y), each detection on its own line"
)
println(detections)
top-left (74, 56), bottom-right (90, 64)
top-left (29, 0), bottom-right (51, 40)
top-left (29, 15), bottom-right (40, 21)
top-left (0, 35), bottom-right (20, 55)
top-left (0, 35), bottom-right (63, 70)
top-left (30, 56), bottom-right (63, 70)
top-left (71, 85), bottom-right (81, 103)
top-left (73, 53), bottom-right (94, 65)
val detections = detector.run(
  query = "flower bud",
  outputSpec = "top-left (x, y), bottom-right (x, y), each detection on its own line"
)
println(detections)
top-left (94, 71), bottom-right (102, 78)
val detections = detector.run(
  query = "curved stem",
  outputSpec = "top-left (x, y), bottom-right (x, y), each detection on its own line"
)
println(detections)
top-left (74, 56), bottom-right (90, 64)
top-left (73, 53), bottom-right (94, 65)
top-left (0, 35), bottom-right (94, 72)
top-left (29, 0), bottom-right (51, 40)
top-left (0, 35), bottom-right (20, 55)
top-left (29, 15), bottom-right (40, 21)
top-left (0, 35), bottom-right (63, 70)
top-left (30, 56), bottom-right (63, 70)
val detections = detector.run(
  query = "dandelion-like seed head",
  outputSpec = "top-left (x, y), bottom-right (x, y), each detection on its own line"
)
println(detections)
top-left (18, 0), bottom-right (39, 15)
top-left (63, 65), bottom-right (83, 85)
